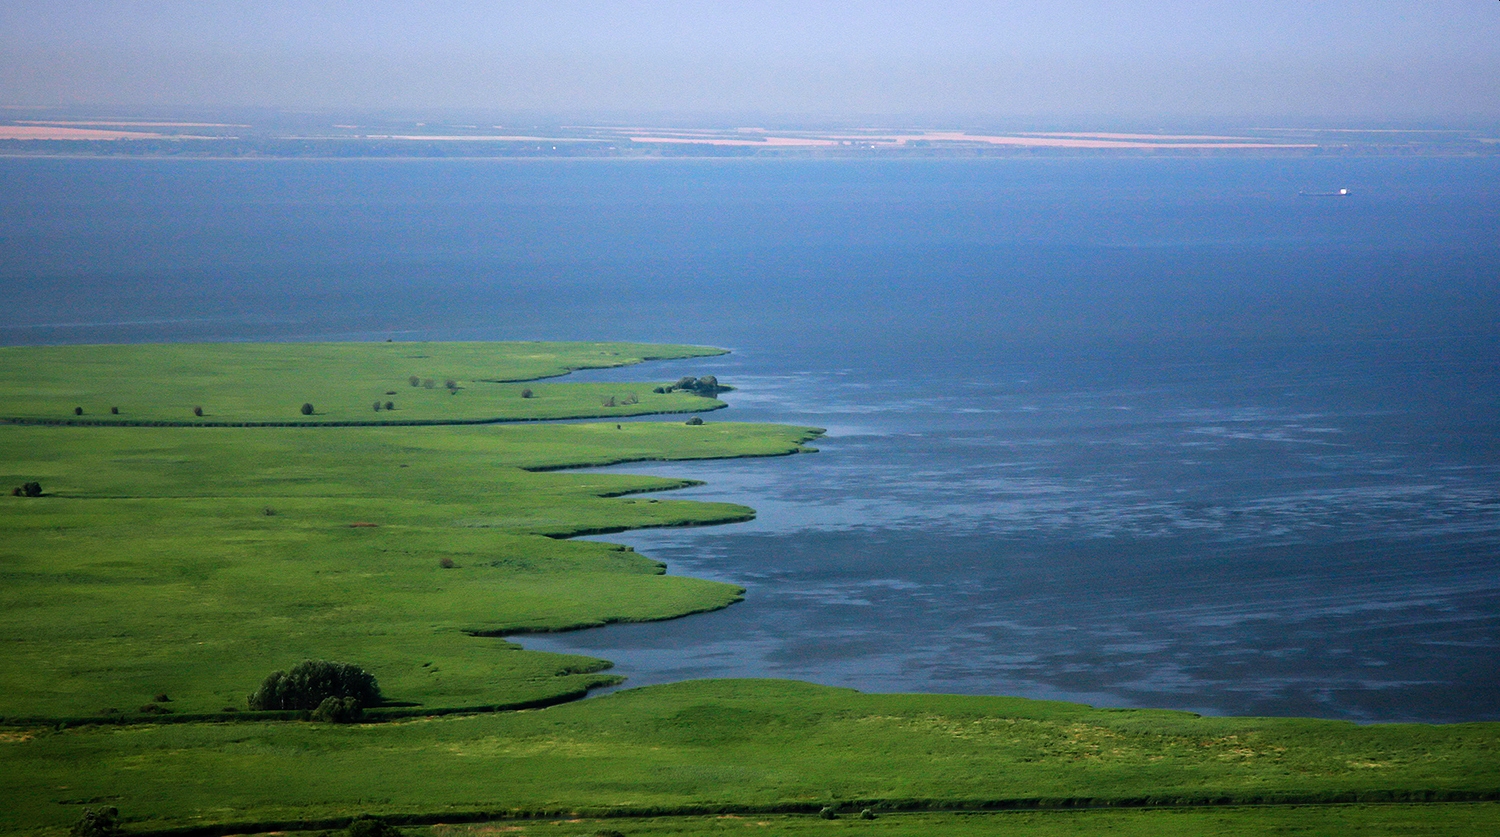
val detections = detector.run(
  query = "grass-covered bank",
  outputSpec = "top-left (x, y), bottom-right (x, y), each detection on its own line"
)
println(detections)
top-left (3, 680), bottom-right (1498, 835)
top-left (0, 341), bottom-right (729, 425)
top-left (0, 421), bottom-right (820, 720)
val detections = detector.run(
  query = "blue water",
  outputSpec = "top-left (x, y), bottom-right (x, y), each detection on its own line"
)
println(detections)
top-left (3, 156), bottom-right (1498, 722)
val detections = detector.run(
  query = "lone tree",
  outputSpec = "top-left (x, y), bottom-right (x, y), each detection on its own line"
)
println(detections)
top-left (686, 416), bottom-right (704, 426)
top-left (520, 388), bottom-right (533, 398)
top-left (73, 406), bottom-right (83, 416)
top-left (193, 406), bottom-right (204, 417)
top-left (15, 482), bottom-right (42, 497)
top-left (408, 376), bottom-right (420, 387)
top-left (248, 659), bottom-right (381, 711)
top-left (300, 402), bottom-right (314, 416)
top-left (384, 401), bottom-right (395, 411)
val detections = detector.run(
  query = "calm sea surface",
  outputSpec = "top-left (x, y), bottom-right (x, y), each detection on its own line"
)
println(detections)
top-left (3, 156), bottom-right (1497, 722)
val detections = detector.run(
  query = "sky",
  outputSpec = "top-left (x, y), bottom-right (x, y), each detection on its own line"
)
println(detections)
top-left (1, 1), bottom-right (1498, 125)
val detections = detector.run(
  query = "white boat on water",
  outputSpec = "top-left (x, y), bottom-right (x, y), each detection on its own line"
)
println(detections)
top-left (1299, 188), bottom-right (1350, 197)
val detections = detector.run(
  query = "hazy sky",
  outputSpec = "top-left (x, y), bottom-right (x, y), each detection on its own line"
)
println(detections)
top-left (2, 1), bottom-right (1497, 124)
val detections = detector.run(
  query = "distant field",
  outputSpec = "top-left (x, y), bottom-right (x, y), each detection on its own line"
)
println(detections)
top-left (0, 341), bottom-right (729, 424)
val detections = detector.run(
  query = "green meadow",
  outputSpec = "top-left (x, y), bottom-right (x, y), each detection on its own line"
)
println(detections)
top-left (1, 342), bottom-right (1496, 837)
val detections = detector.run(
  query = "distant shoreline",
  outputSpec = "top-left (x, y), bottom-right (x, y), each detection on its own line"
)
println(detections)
top-left (2, 123), bottom-right (1495, 159)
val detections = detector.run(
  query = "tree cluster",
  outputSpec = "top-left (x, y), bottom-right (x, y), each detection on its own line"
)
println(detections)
top-left (653, 375), bottom-right (720, 396)
top-left (71, 807), bottom-right (120, 837)
top-left (248, 659), bottom-right (381, 712)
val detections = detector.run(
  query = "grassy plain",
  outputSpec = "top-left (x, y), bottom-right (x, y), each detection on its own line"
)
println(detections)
top-left (3, 680), bottom-right (1498, 834)
top-left (2, 341), bottom-right (1497, 837)
top-left (0, 341), bottom-right (728, 424)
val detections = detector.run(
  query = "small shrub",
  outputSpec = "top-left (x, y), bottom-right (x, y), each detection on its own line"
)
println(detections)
top-left (385, 391), bottom-right (396, 395)
top-left (602, 396), bottom-right (616, 407)
top-left (21, 482), bottom-right (42, 497)
top-left (263, 507), bottom-right (276, 516)
top-left (384, 401), bottom-right (394, 411)
top-left (819, 807), bottom-right (838, 820)
top-left (860, 808), bottom-right (876, 820)
top-left (193, 406), bottom-right (203, 417)
top-left (300, 403), bottom-right (314, 416)
top-left (520, 388), bottom-right (533, 398)
top-left (686, 416), bottom-right (704, 426)
top-left (622, 392), bottom-right (638, 404)
top-left (652, 386), bottom-right (666, 394)
top-left (345, 815), bottom-right (402, 837)
top-left (438, 557), bottom-right (456, 569)
top-left (373, 401), bottom-right (382, 412)
top-left (444, 379), bottom-right (457, 391)
top-left (311, 695), bottom-right (364, 723)
top-left (409, 376), bottom-right (420, 387)
top-left (74, 406), bottom-right (83, 416)
top-left (71, 806), bottom-right (120, 837)
top-left (137, 703), bottom-right (172, 714)
top-left (110, 406), bottom-right (119, 415)
top-left (153, 693), bottom-right (170, 702)
top-left (422, 379), bottom-right (435, 389)
top-left (248, 659), bottom-right (381, 711)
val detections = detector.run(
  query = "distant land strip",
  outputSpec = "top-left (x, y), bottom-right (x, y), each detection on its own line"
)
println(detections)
top-left (3, 123), bottom-right (1494, 156)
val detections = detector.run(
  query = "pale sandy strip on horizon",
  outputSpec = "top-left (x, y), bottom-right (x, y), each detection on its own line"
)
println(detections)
top-left (0, 126), bottom-right (221, 140)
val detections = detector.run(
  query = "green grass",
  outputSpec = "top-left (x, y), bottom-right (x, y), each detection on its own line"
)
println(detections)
top-left (2, 680), bottom-right (1497, 835)
top-left (0, 422), bottom-right (820, 720)
top-left (0, 341), bottom-right (729, 424)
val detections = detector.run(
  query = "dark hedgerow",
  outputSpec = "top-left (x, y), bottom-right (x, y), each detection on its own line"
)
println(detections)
top-left (248, 659), bottom-right (381, 711)
top-left (346, 815), bottom-right (402, 837)
top-left (311, 695), bottom-right (364, 723)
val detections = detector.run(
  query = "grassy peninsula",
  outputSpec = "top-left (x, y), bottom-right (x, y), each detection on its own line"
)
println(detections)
top-left (0, 341), bottom-right (730, 425)
top-left (1, 341), bottom-right (1497, 837)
